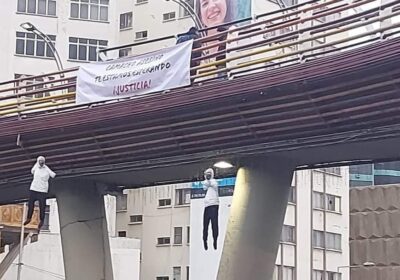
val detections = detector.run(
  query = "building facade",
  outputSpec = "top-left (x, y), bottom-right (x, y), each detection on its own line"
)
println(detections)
top-left (350, 162), bottom-right (400, 187)
top-left (0, 0), bottom-right (118, 82)
top-left (349, 184), bottom-right (400, 279)
top-left (116, 167), bottom-right (350, 280)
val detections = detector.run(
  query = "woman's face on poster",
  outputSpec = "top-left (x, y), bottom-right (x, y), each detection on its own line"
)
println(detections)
top-left (199, 0), bottom-right (228, 27)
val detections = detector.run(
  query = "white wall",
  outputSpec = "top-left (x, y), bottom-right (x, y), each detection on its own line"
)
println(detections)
top-left (1, 234), bottom-right (140, 280)
top-left (120, 184), bottom-right (191, 280)
top-left (189, 196), bottom-right (232, 280)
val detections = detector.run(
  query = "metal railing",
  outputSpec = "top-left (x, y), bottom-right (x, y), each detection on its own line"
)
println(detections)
top-left (0, 0), bottom-right (399, 118)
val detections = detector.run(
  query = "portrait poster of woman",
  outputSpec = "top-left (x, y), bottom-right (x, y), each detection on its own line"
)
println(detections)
top-left (195, 0), bottom-right (251, 35)
top-left (194, 0), bottom-right (252, 77)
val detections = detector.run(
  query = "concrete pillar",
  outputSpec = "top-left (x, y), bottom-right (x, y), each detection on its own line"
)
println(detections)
top-left (217, 156), bottom-right (296, 280)
top-left (54, 180), bottom-right (114, 280)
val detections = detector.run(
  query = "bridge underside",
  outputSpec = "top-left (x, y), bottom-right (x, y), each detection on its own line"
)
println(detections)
top-left (1, 38), bottom-right (400, 204)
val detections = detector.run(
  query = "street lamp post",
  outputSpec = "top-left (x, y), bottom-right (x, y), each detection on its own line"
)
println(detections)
top-left (20, 22), bottom-right (64, 71)
top-left (337, 261), bottom-right (376, 273)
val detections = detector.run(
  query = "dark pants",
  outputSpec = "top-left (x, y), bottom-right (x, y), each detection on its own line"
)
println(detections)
top-left (203, 205), bottom-right (219, 243)
top-left (27, 190), bottom-right (47, 222)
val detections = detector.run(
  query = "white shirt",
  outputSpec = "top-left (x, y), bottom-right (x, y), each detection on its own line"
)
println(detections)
top-left (203, 179), bottom-right (219, 207)
top-left (30, 164), bottom-right (56, 193)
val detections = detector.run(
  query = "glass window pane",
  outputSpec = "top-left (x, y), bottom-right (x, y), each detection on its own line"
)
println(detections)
top-left (100, 6), bottom-right (108, 21)
top-left (38, 0), bottom-right (46, 14)
top-left (120, 14), bottom-right (125, 29)
top-left (80, 4), bottom-right (89, 19)
top-left (17, 0), bottom-right (27, 12)
top-left (100, 0), bottom-right (109, 4)
top-left (99, 40), bottom-right (107, 46)
top-left (90, 4), bottom-right (99, 20)
top-left (71, 3), bottom-right (79, 18)
top-left (69, 37), bottom-right (78, 43)
top-left (16, 39), bottom-right (25, 54)
top-left (16, 32), bottom-right (25, 38)
top-left (127, 13), bottom-right (132, 27)
top-left (88, 39), bottom-right (97, 45)
top-left (78, 45), bottom-right (87, 60)
top-left (26, 40), bottom-right (35, 55)
top-left (36, 40), bottom-right (45, 56)
top-left (69, 44), bottom-right (77, 59)
top-left (46, 44), bottom-right (54, 57)
top-left (79, 38), bottom-right (88, 44)
top-left (27, 0), bottom-right (36, 13)
top-left (89, 46), bottom-right (97, 61)
top-left (27, 33), bottom-right (35, 39)
top-left (48, 0), bottom-right (56, 15)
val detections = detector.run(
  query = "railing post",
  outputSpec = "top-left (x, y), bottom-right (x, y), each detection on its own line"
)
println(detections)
top-left (298, 6), bottom-right (314, 63)
top-left (379, 0), bottom-right (392, 39)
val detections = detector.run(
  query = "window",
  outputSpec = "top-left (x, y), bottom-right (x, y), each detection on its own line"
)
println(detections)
top-left (313, 192), bottom-right (325, 209)
top-left (174, 227), bottom-right (183, 245)
top-left (272, 266), bottom-right (279, 280)
top-left (176, 189), bottom-right (191, 206)
top-left (313, 230), bottom-right (341, 251)
top-left (135, 31), bottom-right (148, 40)
top-left (187, 226), bottom-right (190, 244)
top-left (116, 194), bottom-right (127, 211)
top-left (118, 231), bottom-right (127, 237)
top-left (313, 192), bottom-right (341, 212)
top-left (326, 194), bottom-right (341, 212)
top-left (319, 167), bottom-right (341, 175)
top-left (119, 48), bottom-right (131, 58)
top-left (163, 12), bottom-right (176, 21)
top-left (288, 187), bottom-right (296, 203)
top-left (186, 266), bottom-right (189, 280)
top-left (281, 225), bottom-right (295, 243)
top-left (70, 0), bottom-right (109, 22)
top-left (18, 0), bottom-right (56, 16)
top-left (130, 215), bottom-right (143, 223)
top-left (173, 267), bottom-right (181, 280)
top-left (313, 230), bottom-right (324, 248)
top-left (326, 232), bottom-right (341, 251)
top-left (282, 266), bottom-right (295, 280)
top-left (16, 32), bottom-right (56, 58)
top-left (179, 0), bottom-right (194, 18)
top-left (274, 266), bottom-right (295, 280)
top-left (313, 271), bottom-right (342, 280)
top-left (14, 74), bottom-right (54, 98)
top-left (282, 0), bottom-right (298, 6)
top-left (159, 198), bottom-right (171, 207)
top-left (327, 271), bottom-right (342, 280)
top-left (157, 237), bottom-right (171, 245)
top-left (156, 277), bottom-right (169, 280)
top-left (120, 12), bottom-right (133, 30)
top-left (68, 37), bottom-right (108, 62)
top-left (312, 270), bottom-right (324, 280)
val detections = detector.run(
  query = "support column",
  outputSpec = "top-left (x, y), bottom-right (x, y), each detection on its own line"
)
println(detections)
top-left (54, 180), bottom-right (114, 280)
top-left (217, 156), bottom-right (296, 280)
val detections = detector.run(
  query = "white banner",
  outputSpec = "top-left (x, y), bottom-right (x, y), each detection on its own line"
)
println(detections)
top-left (76, 40), bottom-right (193, 104)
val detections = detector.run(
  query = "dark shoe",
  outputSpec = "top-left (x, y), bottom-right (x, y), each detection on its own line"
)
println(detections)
top-left (213, 240), bottom-right (217, 250)
top-left (23, 219), bottom-right (31, 226)
top-left (203, 240), bottom-right (208, 251)
top-left (38, 221), bottom-right (44, 230)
